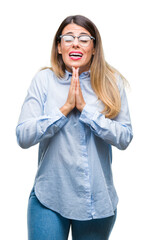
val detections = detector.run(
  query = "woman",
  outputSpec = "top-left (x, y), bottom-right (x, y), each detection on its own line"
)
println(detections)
top-left (16, 15), bottom-right (133, 240)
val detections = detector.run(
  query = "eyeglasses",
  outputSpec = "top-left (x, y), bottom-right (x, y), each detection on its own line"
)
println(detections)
top-left (59, 34), bottom-right (95, 47)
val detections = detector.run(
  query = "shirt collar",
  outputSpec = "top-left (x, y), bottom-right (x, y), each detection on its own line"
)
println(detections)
top-left (64, 70), bottom-right (90, 81)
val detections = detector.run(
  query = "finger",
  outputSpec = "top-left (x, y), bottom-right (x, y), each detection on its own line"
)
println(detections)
top-left (74, 67), bottom-right (79, 85)
top-left (72, 67), bottom-right (75, 78)
top-left (76, 67), bottom-right (79, 78)
top-left (76, 68), bottom-right (81, 89)
top-left (70, 67), bottom-right (75, 89)
top-left (74, 67), bottom-right (79, 79)
top-left (70, 67), bottom-right (74, 81)
top-left (75, 75), bottom-right (79, 94)
top-left (71, 67), bottom-right (76, 92)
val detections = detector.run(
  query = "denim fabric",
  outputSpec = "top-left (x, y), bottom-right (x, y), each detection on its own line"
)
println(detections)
top-left (27, 189), bottom-right (117, 240)
top-left (16, 69), bottom-right (133, 220)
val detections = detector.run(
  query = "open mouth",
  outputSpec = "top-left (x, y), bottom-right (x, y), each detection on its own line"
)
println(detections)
top-left (69, 52), bottom-right (83, 60)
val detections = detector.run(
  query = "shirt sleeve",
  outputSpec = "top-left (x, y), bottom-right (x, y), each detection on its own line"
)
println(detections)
top-left (16, 70), bottom-right (68, 149)
top-left (79, 76), bottom-right (133, 150)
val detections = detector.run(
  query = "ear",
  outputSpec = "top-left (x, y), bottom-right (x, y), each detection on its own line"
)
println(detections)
top-left (58, 43), bottom-right (62, 54)
top-left (92, 48), bottom-right (95, 55)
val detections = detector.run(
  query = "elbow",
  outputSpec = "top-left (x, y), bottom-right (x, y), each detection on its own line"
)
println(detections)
top-left (118, 130), bottom-right (133, 150)
top-left (16, 126), bottom-right (32, 149)
top-left (16, 135), bottom-right (31, 149)
top-left (17, 138), bottom-right (31, 149)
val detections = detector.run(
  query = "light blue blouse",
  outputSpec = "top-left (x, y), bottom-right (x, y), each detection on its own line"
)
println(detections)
top-left (16, 69), bottom-right (133, 220)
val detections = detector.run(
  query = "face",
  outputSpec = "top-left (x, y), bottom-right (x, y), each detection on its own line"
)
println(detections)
top-left (58, 23), bottom-right (95, 74)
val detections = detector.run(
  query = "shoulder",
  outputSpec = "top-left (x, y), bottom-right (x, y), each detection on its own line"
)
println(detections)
top-left (32, 68), bottom-right (56, 87)
top-left (34, 68), bottom-right (54, 80)
top-left (27, 69), bottom-right (55, 97)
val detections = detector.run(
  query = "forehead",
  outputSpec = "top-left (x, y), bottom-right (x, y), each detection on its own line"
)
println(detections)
top-left (62, 23), bottom-right (91, 35)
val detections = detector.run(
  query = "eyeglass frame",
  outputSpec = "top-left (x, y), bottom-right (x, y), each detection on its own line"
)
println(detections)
top-left (58, 34), bottom-right (95, 47)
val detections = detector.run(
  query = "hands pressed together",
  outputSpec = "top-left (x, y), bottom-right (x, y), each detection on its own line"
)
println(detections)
top-left (60, 67), bottom-right (86, 116)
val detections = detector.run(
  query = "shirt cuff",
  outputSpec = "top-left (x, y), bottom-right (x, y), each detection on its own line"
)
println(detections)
top-left (39, 107), bottom-right (68, 134)
top-left (79, 104), bottom-right (102, 124)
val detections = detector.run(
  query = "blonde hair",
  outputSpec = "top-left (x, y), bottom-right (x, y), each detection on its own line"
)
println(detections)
top-left (48, 15), bottom-right (127, 119)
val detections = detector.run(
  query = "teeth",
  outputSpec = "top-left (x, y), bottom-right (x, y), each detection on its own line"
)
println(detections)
top-left (69, 53), bottom-right (83, 57)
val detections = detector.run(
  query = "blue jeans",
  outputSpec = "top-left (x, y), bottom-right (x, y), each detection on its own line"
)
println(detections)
top-left (27, 188), bottom-right (117, 240)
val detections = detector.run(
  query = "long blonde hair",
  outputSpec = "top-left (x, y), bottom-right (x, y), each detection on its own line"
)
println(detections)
top-left (48, 15), bottom-right (127, 119)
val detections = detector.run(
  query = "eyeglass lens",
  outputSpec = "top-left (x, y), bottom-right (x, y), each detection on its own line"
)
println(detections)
top-left (61, 35), bottom-right (92, 47)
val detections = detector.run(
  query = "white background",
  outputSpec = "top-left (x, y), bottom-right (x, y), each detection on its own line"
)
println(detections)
top-left (0, 0), bottom-right (149, 239)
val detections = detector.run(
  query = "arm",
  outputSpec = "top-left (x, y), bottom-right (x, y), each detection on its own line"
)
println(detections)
top-left (79, 77), bottom-right (133, 150)
top-left (16, 70), bottom-right (68, 149)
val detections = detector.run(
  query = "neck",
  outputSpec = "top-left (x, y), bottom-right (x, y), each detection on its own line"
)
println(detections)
top-left (65, 65), bottom-right (90, 76)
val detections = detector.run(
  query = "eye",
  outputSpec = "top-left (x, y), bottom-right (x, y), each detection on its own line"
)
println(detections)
top-left (63, 35), bottom-right (74, 42)
top-left (79, 35), bottom-right (90, 42)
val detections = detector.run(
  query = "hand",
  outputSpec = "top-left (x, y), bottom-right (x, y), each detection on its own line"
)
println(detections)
top-left (74, 67), bottom-right (86, 112)
top-left (62, 66), bottom-right (76, 112)
top-left (60, 67), bottom-right (86, 116)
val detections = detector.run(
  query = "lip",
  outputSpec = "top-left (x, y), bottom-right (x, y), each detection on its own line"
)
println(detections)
top-left (69, 51), bottom-right (83, 55)
top-left (69, 51), bottom-right (83, 61)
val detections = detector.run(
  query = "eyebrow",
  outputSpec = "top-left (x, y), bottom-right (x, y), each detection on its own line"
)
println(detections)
top-left (64, 31), bottom-right (89, 35)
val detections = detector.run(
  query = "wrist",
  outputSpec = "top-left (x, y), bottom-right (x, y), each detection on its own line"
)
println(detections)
top-left (78, 103), bottom-right (86, 112)
top-left (81, 103), bottom-right (86, 112)
top-left (60, 103), bottom-right (73, 116)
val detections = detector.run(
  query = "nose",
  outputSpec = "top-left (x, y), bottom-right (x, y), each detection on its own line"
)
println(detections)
top-left (72, 37), bottom-right (80, 47)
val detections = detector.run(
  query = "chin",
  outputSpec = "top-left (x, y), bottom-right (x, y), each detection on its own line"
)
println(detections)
top-left (66, 63), bottom-right (81, 72)
top-left (65, 60), bottom-right (90, 73)
top-left (70, 62), bottom-right (81, 68)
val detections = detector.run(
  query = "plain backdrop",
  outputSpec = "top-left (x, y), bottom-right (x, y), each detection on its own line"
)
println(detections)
top-left (0, 0), bottom-right (149, 239)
